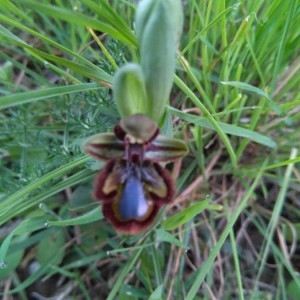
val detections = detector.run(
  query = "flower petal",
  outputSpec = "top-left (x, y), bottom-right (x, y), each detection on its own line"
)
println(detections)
top-left (145, 135), bottom-right (188, 162)
top-left (83, 133), bottom-right (124, 160)
top-left (93, 159), bottom-right (123, 201)
top-left (120, 174), bottom-right (155, 220)
top-left (142, 161), bottom-right (174, 202)
top-left (119, 113), bottom-right (159, 143)
top-left (94, 159), bottom-right (174, 235)
top-left (102, 202), bottom-right (160, 235)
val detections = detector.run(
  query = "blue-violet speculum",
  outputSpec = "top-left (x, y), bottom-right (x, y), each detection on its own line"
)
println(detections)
top-left (83, 114), bottom-right (188, 234)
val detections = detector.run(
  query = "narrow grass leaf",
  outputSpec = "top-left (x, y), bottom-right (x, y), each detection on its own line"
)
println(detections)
top-left (162, 199), bottom-right (209, 231)
top-left (182, 5), bottom-right (235, 55)
top-left (229, 221), bottom-right (244, 300)
top-left (155, 229), bottom-right (185, 248)
top-left (174, 76), bottom-right (237, 165)
top-left (63, 252), bottom-right (107, 270)
top-left (169, 107), bottom-right (277, 148)
top-left (0, 83), bottom-right (100, 109)
top-left (18, 0), bottom-right (134, 46)
top-left (0, 169), bottom-right (94, 225)
top-left (270, 0), bottom-right (297, 94)
top-left (252, 148), bottom-right (298, 298)
top-left (221, 81), bottom-right (282, 115)
top-left (1, 0), bottom-right (33, 23)
top-left (82, 0), bottom-right (137, 46)
top-left (106, 248), bottom-right (143, 300)
top-left (27, 48), bottom-right (113, 83)
top-left (185, 162), bottom-right (266, 300)
top-left (0, 18), bottom-right (104, 69)
top-left (0, 217), bottom-right (47, 263)
top-left (263, 157), bottom-right (300, 170)
top-left (0, 156), bottom-right (90, 222)
top-left (1, 255), bottom-right (59, 295)
top-left (48, 207), bottom-right (103, 227)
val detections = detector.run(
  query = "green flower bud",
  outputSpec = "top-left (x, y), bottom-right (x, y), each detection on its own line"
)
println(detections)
top-left (113, 63), bottom-right (148, 118)
top-left (135, 0), bottom-right (183, 122)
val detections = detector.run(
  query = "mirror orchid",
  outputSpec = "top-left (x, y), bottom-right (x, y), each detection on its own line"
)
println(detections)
top-left (83, 114), bottom-right (188, 234)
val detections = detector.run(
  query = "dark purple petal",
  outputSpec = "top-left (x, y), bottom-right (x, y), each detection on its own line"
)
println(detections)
top-left (114, 124), bottom-right (127, 141)
top-left (93, 159), bottom-right (175, 234)
top-left (93, 159), bottom-right (122, 202)
top-left (142, 161), bottom-right (174, 203)
top-left (102, 202), bottom-right (160, 235)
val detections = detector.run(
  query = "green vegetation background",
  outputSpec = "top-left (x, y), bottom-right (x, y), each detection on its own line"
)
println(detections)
top-left (0, 0), bottom-right (299, 299)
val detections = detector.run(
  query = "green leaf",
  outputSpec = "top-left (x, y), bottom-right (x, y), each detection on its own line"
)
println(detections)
top-left (162, 200), bottom-right (210, 231)
top-left (48, 207), bottom-right (103, 227)
top-left (1, 254), bottom-right (59, 295)
top-left (169, 107), bottom-right (277, 148)
top-left (82, 0), bottom-right (137, 46)
top-left (69, 186), bottom-right (95, 210)
top-left (221, 81), bottom-right (282, 115)
top-left (15, 0), bottom-right (135, 46)
top-left (0, 19), bottom-right (103, 70)
top-left (155, 229), bottom-right (185, 248)
top-left (174, 76), bottom-right (237, 166)
top-left (0, 83), bottom-right (100, 109)
top-left (106, 248), bottom-right (144, 300)
top-left (185, 164), bottom-right (266, 300)
top-left (27, 47), bottom-right (113, 83)
top-left (0, 235), bottom-right (26, 279)
top-left (287, 277), bottom-right (300, 299)
top-left (37, 228), bottom-right (66, 266)
top-left (149, 284), bottom-right (164, 300)
top-left (0, 217), bottom-right (47, 264)
top-left (0, 157), bottom-right (91, 225)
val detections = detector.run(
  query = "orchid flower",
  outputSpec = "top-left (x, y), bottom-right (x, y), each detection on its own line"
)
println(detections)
top-left (83, 114), bottom-right (188, 234)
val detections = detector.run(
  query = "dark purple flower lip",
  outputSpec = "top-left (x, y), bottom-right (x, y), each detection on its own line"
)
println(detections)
top-left (93, 159), bottom-right (174, 234)
top-left (83, 114), bottom-right (188, 234)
